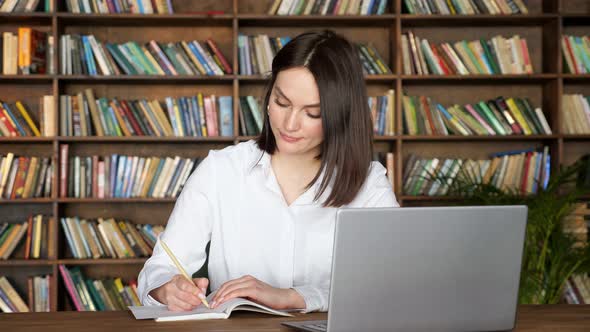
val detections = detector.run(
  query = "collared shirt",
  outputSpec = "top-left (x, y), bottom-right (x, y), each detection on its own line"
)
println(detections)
top-left (137, 140), bottom-right (399, 312)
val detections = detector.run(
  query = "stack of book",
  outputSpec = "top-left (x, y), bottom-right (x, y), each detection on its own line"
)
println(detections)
top-left (403, 0), bottom-right (529, 15)
top-left (0, 100), bottom-right (43, 137)
top-left (61, 217), bottom-right (160, 259)
top-left (60, 89), bottom-right (233, 137)
top-left (238, 34), bottom-right (292, 75)
top-left (564, 274), bottom-right (590, 304)
top-left (358, 44), bottom-right (392, 75)
top-left (562, 201), bottom-right (589, 249)
top-left (28, 275), bottom-right (51, 312)
top-left (0, 215), bottom-right (54, 260)
top-left (562, 94), bottom-right (590, 134)
top-left (267, 0), bottom-right (389, 15)
top-left (59, 265), bottom-right (141, 311)
top-left (401, 32), bottom-right (533, 75)
top-left (0, 276), bottom-right (29, 313)
top-left (561, 34), bottom-right (590, 74)
top-left (2, 28), bottom-right (54, 75)
top-left (238, 96), bottom-right (264, 136)
top-left (60, 35), bottom-right (231, 76)
top-left (402, 95), bottom-right (551, 135)
top-left (65, 0), bottom-right (174, 14)
top-left (370, 90), bottom-right (395, 136)
top-left (0, 154), bottom-right (54, 199)
top-left (0, 0), bottom-right (51, 13)
top-left (403, 146), bottom-right (550, 196)
top-left (60, 145), bottom-right (201, 199)
top-left (373, 152), bottom-right (395, 188)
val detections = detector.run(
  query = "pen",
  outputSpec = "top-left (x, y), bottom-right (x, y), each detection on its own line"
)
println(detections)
top-left (159, 237), bottom-right (210, 309)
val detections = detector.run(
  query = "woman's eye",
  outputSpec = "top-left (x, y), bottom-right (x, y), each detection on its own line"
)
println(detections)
top-left (307, 113), bottom-right (321, 119)
top-left (274, 99), bottom-right (289, 108)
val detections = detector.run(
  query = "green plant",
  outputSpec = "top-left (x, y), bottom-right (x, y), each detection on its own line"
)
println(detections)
top-left (422, 158), bottom-right (590, 304)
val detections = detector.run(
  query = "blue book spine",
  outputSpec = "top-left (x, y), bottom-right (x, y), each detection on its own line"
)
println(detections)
top-left (366, 0), bottom-right (376, 14)
top-left (136, 0), bottom-right (144, 13)
top-left (112, 0), bottom-right (122, 13)
top-left (218, 96), bottom-right (233, 136)
top-left (109, 154), bottom-right (118, 197)
top-left (243, 35), bottom-right (252, 75)
top-left (238, 35), bottom-right (247, 75)
top-left (107, 106), bottom-right (122, 136)
top-left (147, 159), bottom-right (165, 197)
top-left (2, 103), bottom-right (26, 136)
top-left (543, 155), bottom-right (550, 189)
top-left (165, 97), bottom-right (179, 136)
top-left (0, 285), bottom-right (17, 312)
top-left (73, 217), bottom-right (92, 257)
top-left (123, 157), bottom-right (134, 198)
top-left (574, 37), bottom-right (590, 72)
top-left (436, 104), bottom-right (453, 120)
top-left (179, 97), bottom-right (193, 136)
top-left (185, 97), bottom-right (198, 136)
top-left (532, 152), bottom-right (542, 194)
top-left (165, 159), bottom-right (185, 197)
top-left (377, 0), bottom-right (387, 14)
top-left (115, 155), bottom-right (126, 197)
top-left (60, 218), bottom-right (79, 258)
top-left (191, 97), bottom-right (202, 137)
top-left (489, 148), bottom-right (535, 158)
top-left (188, 41), bottom-right (214, 75)
top-left (82, 36), bottom-right (97, 75)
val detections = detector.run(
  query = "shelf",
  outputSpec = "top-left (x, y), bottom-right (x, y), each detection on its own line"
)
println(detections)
top-left (0, 75), bottom-right (54, 83)
top-left (401, 14), bottom-right (556, 27)
top-left (0, 137), bottom-right (55, 143)
top-left (401, 135), bottom-right (559, 141)
top-left (56, 75), bottom-right (235, 83)
top-left (237, 14), bottom-right (396, 27)
top-left (57, 198), bottom-right (176, 203)
top-left (56, 13), bottom-right (233, 26)
top-left (57, 258), bottom-right (147, 265)
top-left (0, 12), bottom-right (53, 24)
top-left (562, 74), bottom-right (590, 82)
top-left (401, 74), bottom-right (558, 83)
top-left (237, 74), bottom-right (397, 82)
top-left (0, 259), bottom-right (53, 266)
top-left (561, 14), bottom-right (590, 26)
top-left (400, 195), bottom-right (463, 202)
top-left (562, 135), bottom-right (590, 141)
top-left (57, 136), bottom-right (236, 143)
top-left (0, 198), bottom-right (54, 204)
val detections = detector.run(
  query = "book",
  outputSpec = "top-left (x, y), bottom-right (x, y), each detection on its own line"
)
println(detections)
top-left (129, 294), bottom-right (293, 321)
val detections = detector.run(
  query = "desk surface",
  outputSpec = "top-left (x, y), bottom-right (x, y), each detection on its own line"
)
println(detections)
top-left (1, 305), bottom-right (589, 331)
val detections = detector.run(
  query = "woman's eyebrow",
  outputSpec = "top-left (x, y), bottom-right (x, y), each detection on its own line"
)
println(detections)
top-left (275, 86), bottom-right (320, 108)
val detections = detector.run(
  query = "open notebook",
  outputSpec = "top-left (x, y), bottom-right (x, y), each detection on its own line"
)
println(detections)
top-left (128, 294), bottom-right (294, 321)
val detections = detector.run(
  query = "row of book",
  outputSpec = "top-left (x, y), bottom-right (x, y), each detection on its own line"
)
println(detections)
top-left (402, 32), bottom-right (533, 75)
top-left (59, 265), bottom-right (141, 311)
top-left (562, 202), bottom-right (589, 249)
top-left (60, 89), bottom-right (233, 137)
top-left (267, 0), bottom-right (389, 15)
top-left (0, 0), bottom-right (51, 13)
top-left (0, 275), bottom-right (50, 313)
top-left (562, 94), bottom-right (590, 135)
top-left (65, 0), bottom-right (174, 14)
top-left (1, 29), bottom-right (55, 75)
top-left (60, 34), bottom-right (231, 76)
top-left (0, 215), bottom-right (54, 260)
top-left (62, 217), bottom-right (161, 259)
top-left (370, 90), bottom-right (395, 136)
top-left (402, 146), bottom-right (550, 196)
top-left (565, 274), bottom-right (590, 305)
top-left (0, 154), bottom-right (54, 199)
top-left (562, 35), bottom-right (590, 75)
top-left (60, 145), bottom-right (201, 199)
top-left (402, 95), bottom-right (552, 136)
top-left (403, 0), bottom-right (529, 15)
top-left (0, 100), bottom-right (40, 137)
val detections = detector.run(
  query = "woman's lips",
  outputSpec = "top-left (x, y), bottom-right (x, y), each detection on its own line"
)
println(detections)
top-left (280, 132), bottom-right (302, 143)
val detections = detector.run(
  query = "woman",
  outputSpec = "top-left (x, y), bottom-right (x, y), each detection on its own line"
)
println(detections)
top-left (137, 30), bottom-right (399, 313)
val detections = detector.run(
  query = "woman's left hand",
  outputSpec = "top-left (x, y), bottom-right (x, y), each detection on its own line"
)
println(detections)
top-left (210, 275), bottom-right (305, 310)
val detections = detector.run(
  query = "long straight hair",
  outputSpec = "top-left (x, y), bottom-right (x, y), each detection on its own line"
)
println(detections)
top-left (256, 30), bottom-right (374, 207)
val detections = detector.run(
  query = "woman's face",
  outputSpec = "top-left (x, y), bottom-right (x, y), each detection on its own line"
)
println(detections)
top-left (268, 67), bottom-right (323, 160)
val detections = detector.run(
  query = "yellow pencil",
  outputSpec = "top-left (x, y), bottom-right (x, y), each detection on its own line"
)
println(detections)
top-left (159, 238), bottom-right (210, 308)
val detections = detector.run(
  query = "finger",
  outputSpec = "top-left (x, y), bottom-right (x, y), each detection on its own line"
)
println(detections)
top-left (212, 276), bottom-right (251, 303)
top-left (176, 277), bottom-right (200, 295)
top-left (193, 277), bottom-right (209, 294)
top-left (168, 294), bottom-right (196, 311)
top-left (175, 289), bottom-right (202, 306)
top-left (217, 286), bottom-right (256, 307)
top-left (212, 281), bottom-right (256, 308)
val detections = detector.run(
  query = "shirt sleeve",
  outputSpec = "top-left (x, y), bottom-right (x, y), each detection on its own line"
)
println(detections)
top-left (292, 282), bottom-right (330, 313)
top-left (137, 152), bottom-right (217, 306)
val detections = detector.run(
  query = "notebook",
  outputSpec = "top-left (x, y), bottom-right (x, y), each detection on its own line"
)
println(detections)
top-left (129, 294), bottom-right (293, 321)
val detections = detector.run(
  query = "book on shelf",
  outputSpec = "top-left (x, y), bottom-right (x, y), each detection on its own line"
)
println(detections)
top-left (402, 94), bottom-right (551, 135)
top-left (60, 145), bottom-right (201, 199)
top-left (0, 276), bottom-right (29, 313)
top-left (0, 0), bottom-right (51, 13)
top-left (562, 201), bottom-right (589, 250)
top-left (562, 94), bottom-right (590, 134)
top-left (65, 0), bottom-right (174, 14)
top-left (402, 31), bottom-right (533, 75)
top-left (59, 264), bottom-right (141, 311)
top-left (564, 273), bottom-right (590, 305)
top-left (238, 95), bottom-right (263, 136)
top-left (374, 151), bottom-right (395, 188)
top-left (370, 90), bottom-right (395, 135)
top-left (0, 100), bottom-right (41, 137)
top-left (403, 146), bottom-right (550, 196)
top-left (1, 28), bottom-right (54, 75)
top-left (402, 0), bottom-right (529, 15)
top-left (61, 216), bottom-right (163, 259)
top-left (0, 153), bottom-right (53, 199)
top-left (561, 34), bottom-right (590, 75)
top-left (60, 35), bottom-right (231, 76)
top-left (267, 0), bottom-right (389, 16)
top-left (60, 89), bottom-right (233, 137)
top-left (0, 214), bottom-right (54, 260)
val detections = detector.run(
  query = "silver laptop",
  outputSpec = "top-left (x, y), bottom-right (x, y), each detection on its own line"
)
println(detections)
top-left (283, 206), bottom-right (527, 332)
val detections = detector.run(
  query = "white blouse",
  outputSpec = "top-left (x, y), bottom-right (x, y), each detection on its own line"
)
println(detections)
top-left (137, 140), bottom-right (399, 312)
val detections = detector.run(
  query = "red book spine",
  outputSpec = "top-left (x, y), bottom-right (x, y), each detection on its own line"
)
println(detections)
top-left (92, 155), bottom-right (99, 197)
top-left (120, 100), bottom-right (145, 136)
top-left (11, 157), bottom-right (30, 199)
top-left (59, 144), bottom-right (69, 198)
top-left (24, 215), bottom-right (34, 259)
top-left (521, 152), bottom-right (532, 195)
top-left (420, 96), bottom-right (437, 134)
top-left (0, 109), bottom-right (18, 136)
top-left (206, 39), bottom-right (232, 74)
top-left (429, 44), bottom-right (451, 75)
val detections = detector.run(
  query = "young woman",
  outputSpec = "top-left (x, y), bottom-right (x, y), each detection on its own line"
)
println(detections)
top-left (137, 30), bottom-right (399, 313)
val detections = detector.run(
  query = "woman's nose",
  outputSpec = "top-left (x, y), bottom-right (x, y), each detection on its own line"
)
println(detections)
top-left (284, 110), bottom-right (300, 131)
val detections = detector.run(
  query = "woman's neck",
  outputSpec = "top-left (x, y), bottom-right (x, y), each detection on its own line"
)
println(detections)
top-left (270, 151), bottom-right (322, 180)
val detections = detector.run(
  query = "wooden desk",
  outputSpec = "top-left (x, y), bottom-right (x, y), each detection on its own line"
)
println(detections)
top-left (1, 305), bottom-right (589, 331)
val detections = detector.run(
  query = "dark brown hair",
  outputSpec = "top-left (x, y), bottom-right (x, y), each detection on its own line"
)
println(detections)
top-left (256, 30), bottom-right (373, 207)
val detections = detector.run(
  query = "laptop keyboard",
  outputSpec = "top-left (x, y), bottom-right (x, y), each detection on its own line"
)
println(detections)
top-left (302, 321), bottom-right (327, 331)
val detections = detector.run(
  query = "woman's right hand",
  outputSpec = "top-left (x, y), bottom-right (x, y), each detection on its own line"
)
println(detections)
top-left (149, 275), bottom-right (209, 311)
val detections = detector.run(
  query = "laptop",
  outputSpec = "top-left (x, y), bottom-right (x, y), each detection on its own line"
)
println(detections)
top-left (282, 206), bottom-right (528, 332)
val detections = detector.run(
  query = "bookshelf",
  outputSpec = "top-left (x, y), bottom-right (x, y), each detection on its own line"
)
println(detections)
top-left (0, 0), bottom-right (588, 311)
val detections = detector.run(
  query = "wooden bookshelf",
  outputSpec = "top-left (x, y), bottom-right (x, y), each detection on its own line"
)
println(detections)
top-left (0, 0), bottom-right (589, 312)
